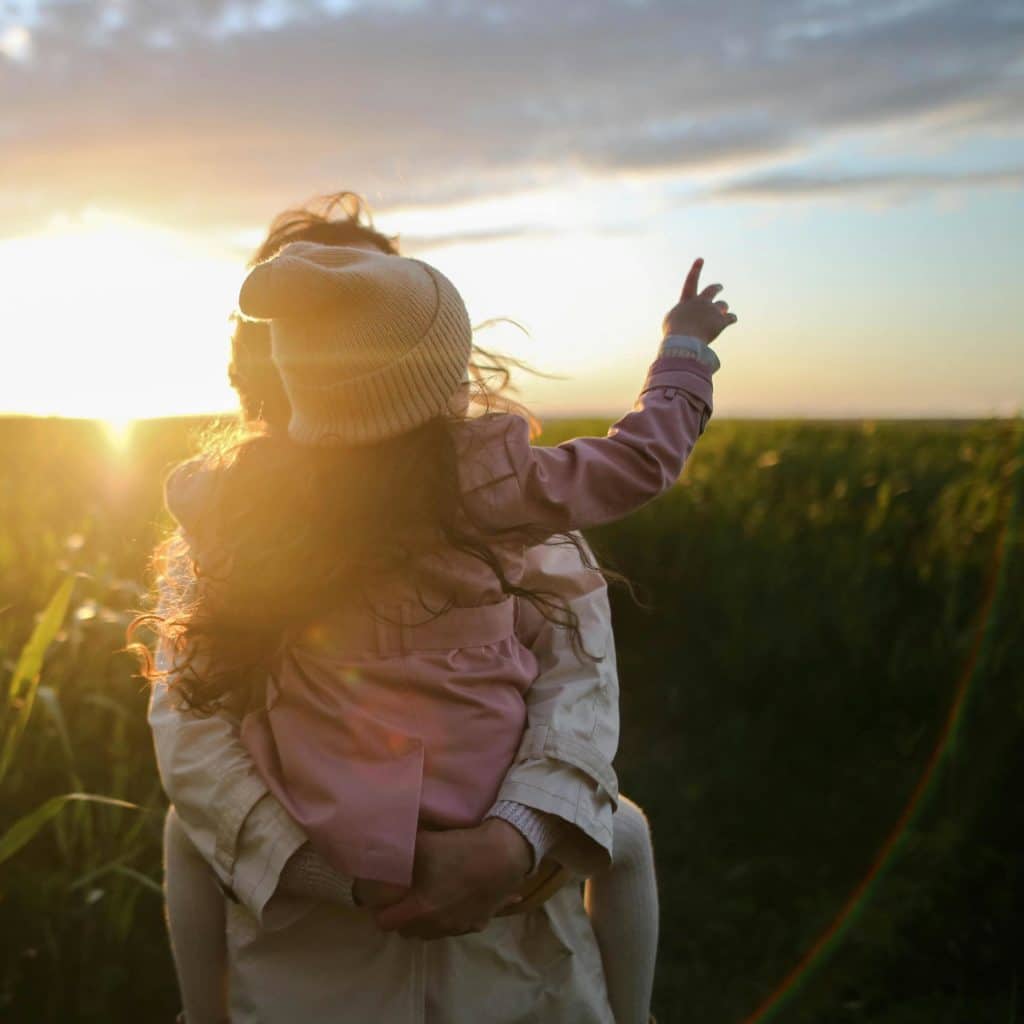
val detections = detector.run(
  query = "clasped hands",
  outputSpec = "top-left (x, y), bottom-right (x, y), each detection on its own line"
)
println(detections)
top-left (353, 817), bottom-right (533, 940)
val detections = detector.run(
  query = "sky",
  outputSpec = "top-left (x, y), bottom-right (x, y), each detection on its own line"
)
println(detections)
top-left (1, 0), bottom-right (1022, 421)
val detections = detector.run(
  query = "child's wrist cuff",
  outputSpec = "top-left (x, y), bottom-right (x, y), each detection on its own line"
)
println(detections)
top-left (488, 800), bottom-right (570, 876)
top-left (659, 334), bottom-right (721, 373)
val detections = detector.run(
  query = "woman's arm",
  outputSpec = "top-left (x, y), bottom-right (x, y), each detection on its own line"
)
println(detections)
top-left (487, 533), bottom-right (620, 875)
top-left (148, 649), bottom-right (316, 926)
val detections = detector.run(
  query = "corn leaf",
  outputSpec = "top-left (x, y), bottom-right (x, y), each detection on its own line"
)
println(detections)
top-left (0, 792), bottom-right (140, 867)
top-left (111, 865), bottom-right (163, 896)
top-left (0, 576), bottom-right (75, 784)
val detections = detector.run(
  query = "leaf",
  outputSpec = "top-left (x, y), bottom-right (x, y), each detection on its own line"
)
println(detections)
top-left (111, 865), bottom-right (163, 896)
top-left (68, 854), bottom-right (161, 897)
top-left (6, 577), bottom-right (75, 705)
top-left (0, 576), bottom-right (75, 784)
top-left (0, 792), bottom-right (141, 867)
top-left (36, 688), bottom-right (91, 850)
top-left (36, 686), bottom-right (83, 788)
top-left (70, 850), bottom-right (143, 891)
top-left (121, 784), bottom-right (164, 849)
top-left (82, 693), bottom-right (135, 724)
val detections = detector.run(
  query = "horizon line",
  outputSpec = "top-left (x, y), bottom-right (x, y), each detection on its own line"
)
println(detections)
top-left (1, 411), bottom-right (1020, 425)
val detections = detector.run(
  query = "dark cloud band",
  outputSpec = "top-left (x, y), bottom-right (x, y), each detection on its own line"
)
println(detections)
top-left (1, 0), bottom-right (1022, 234)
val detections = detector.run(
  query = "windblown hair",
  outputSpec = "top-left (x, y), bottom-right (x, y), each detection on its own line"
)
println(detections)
top-left (131, 191), bottom-right (603, 715)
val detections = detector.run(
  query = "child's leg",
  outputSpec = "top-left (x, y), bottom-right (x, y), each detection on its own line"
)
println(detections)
top-left (163, 806), bottom-right (230, 1024)
top-left (584, 796), bottom-right (659, 1024)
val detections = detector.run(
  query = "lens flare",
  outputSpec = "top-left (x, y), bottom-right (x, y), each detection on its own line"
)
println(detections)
top-left (742, 424), bottom-right (1023, 1024)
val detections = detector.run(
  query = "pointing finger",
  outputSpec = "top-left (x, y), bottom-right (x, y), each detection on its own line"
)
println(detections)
top-left (700, 283), bottom-right (724, 301)
top-left (681, 258), bottom-right (703, 302)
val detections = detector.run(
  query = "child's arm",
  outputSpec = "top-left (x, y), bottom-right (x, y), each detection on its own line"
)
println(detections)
top-left (507, 353), bottom-right (712, 531)
top-left (471, 259), bottom-right (736, 535)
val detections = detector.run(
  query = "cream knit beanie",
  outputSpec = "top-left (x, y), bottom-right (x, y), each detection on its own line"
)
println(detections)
top-left (238, 241), bottom-right (473, 445)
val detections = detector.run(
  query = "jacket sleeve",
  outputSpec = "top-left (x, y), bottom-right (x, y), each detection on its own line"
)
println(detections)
top-left (487, 534), bottom-right (620, 876)
top-left (474, 355), bottom-right (713, 536)
top-left (147, 545), bottom-right (314, 928)
top-left (149, 679), bottom-right (314, 927)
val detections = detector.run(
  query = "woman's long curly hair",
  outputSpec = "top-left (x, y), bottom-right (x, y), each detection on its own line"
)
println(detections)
top-left (131, 192), bottom-right (604, 716)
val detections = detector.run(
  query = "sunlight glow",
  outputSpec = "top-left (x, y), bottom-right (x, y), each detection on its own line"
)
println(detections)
top-left (0, 25), bottom-right (32, 63)
top-left (2, 211), bottom-right (240, 420)
top-left (102, 416), bottom-right (136, 451)
top-left (1, 186), bottom-right (1021, 421)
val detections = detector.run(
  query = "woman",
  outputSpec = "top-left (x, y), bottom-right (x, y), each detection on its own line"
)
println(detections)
top-left (148, 193), bottom-right (658, 1023)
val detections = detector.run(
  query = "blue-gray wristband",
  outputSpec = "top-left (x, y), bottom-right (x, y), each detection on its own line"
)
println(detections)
top-left (658, 334), bottom-right (721, 373)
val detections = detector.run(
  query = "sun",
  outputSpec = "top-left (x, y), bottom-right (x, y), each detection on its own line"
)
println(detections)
top-left (101, 415), bottom-right (136, 451)
top-left (0, 211), bottom-right (242, 420)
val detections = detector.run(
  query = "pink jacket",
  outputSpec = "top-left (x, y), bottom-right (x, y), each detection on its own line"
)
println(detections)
top-left (167, 354), bottom-right (713, 886)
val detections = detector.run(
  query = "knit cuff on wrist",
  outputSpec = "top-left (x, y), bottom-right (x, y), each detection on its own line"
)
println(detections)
top-left (278, 843), bottom-right (355, 908)
top-left (659, 334), bottom-right (721, 373)
top-left (488, 801), bottom-right (570, 876)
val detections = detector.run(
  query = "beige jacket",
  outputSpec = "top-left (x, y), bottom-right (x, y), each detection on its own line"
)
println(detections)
top-left (148, 538), bottom-right (620, 1023)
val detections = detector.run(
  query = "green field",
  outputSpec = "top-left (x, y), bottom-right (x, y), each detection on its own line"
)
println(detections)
top-left (1, 415), bottom-right (1021, 1023)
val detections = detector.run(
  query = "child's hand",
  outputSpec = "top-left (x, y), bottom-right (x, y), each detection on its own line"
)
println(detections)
top-left (353, 878), bottom-right (410, 910)
top-left (662, 258), bottom-right (738, 345)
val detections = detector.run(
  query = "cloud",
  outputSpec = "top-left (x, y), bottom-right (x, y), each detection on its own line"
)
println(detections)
top-left (704, 165), bottom-right (1024, 202)
top-left (580, 116), bottom-right (805, 175)
top-left (1, 0), bottom-right (1022, 235)
top-left (398, 224), bottom-right (556, 253)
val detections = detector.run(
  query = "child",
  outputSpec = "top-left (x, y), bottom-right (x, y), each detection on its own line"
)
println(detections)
top-left (154, 242), bottom-right (735, 1023)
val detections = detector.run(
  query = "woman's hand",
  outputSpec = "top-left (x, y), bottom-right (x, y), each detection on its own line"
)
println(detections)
top-left (662, 257), bottom-right (738, 344)
top-left (372, 819), bottom-right (531, 939)
top-left (352, 878), bottom-right (410, 910)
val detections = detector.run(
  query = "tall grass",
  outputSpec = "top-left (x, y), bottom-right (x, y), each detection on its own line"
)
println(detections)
top-left (0, 414), bottom-right (1021, 1022)
top-left (0, 569), bottom-right (170, 1018)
